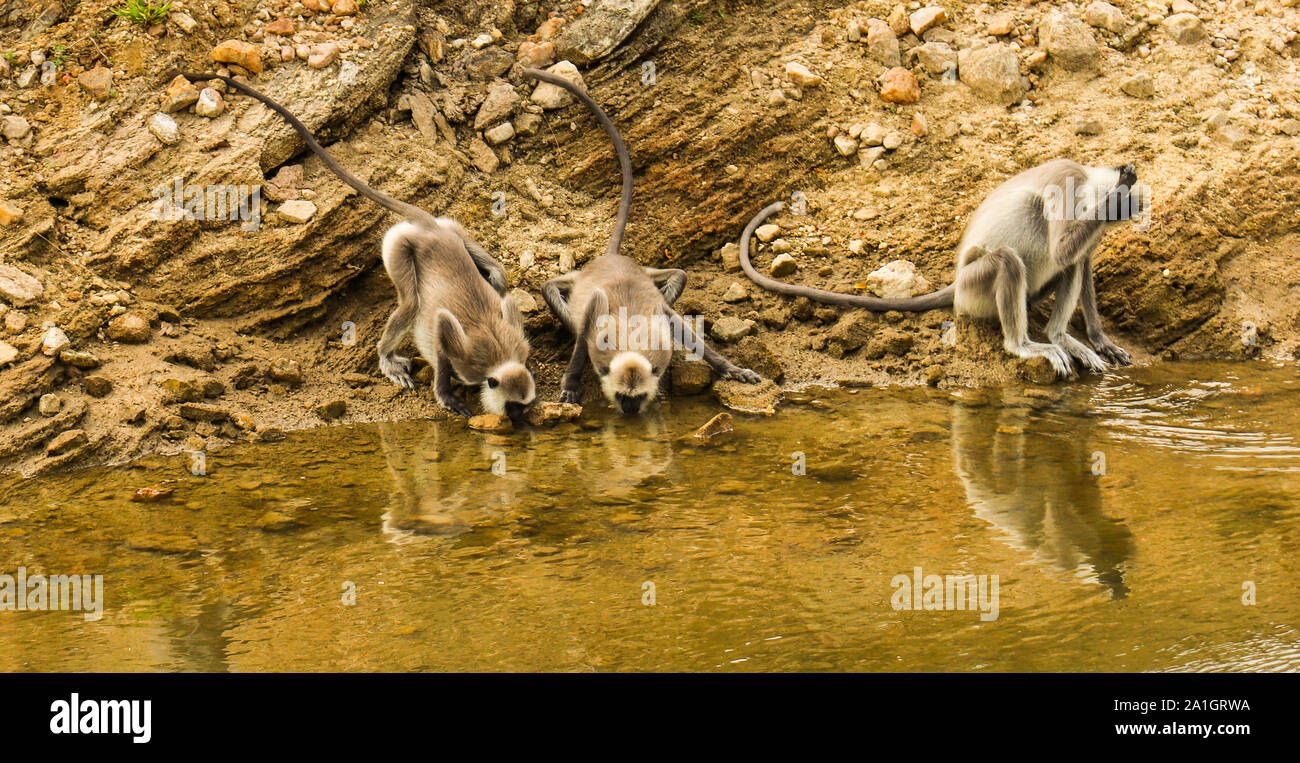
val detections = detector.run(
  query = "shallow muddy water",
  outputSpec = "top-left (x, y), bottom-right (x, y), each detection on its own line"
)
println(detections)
top-left (2, 361), bottom-right (1298, 672)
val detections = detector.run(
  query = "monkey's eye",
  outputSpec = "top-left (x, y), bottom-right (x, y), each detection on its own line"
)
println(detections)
top-left (487, 377), bottom-right (499, 388)
top-left (598, 366), bottom-right (610, 375)
top-left (652, 367), bottom-right (661, 375)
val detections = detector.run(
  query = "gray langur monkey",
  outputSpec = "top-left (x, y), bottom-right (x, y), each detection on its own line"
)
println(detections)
top-left (739, 159), bottom-right (1141, 379)
top-left (183, 72), bottom-right (535, 419)
top-left (523, 67), bottom-right (760, 415)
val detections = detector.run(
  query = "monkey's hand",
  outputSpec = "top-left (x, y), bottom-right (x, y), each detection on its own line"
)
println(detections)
top-left (435, 389), bottom-right (473, 418)
top-left (720, 365), bottom-right (762, 384)
top-left (1091, 334), bottom-right (1132, 366)
top-left (380, 354), bottom-right (416, 389)
top-left (559, 386), bottom-right (583, 404)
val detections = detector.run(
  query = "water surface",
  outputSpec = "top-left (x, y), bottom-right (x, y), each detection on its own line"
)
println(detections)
top-left (1, 361), bottom-right (1297, 672)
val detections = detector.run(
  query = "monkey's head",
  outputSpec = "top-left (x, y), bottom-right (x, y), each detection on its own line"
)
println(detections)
top-left (439, 297), bottom-right (535, 419)
top-left (1114, 162), bottom-right (1137, 189)
top-left (1098, 163), bottom-right (1142, 222)
top-left (596, 349), bottom-right (668, 415)
top-left (481, 359), bottom-right (535, 420)
top-left (482, 294), bottom-right (535, 420)
top-left (582, 289), bottom-right (671, 415)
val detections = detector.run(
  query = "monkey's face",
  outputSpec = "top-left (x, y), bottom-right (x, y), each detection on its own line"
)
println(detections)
top-left (481, 360), bottom-right (535, 420)
top-left (1100, 163), bottom-right (1141, 222)
top-left (1114, 163), bottom-right (1137, 189)
top-left (595, 350), bottom-right (668, 415)
top-left (587, 307), bottom-right (673, 415)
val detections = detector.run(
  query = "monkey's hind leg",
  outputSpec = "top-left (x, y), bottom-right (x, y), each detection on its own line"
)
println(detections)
top-left (377, 304), bottom-right (417, 389)
top-left (644, 268), bottom-right (688, 306)
top-left (378, 224), bottom-right (421, 388)
top-left (961, 247), bottom-right (1074, 379)
top-left (1046, 264), bottom-right (1106, 374)
top-left (541, 273), bottom-right (578, 331)
top-left (440, 219), bottom-right (508, 295)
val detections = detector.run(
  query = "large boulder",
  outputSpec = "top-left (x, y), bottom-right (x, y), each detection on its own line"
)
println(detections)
top-left (958, 44), bottom-right (1027, 105)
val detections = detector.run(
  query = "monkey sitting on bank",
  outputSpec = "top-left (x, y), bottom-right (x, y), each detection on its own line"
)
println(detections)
top-left (523, 67), bottom-right (760, 414)
top-left (738, 159), bottom-right (1142, 379)
top-left (182, 73), bottom-right (535, 419)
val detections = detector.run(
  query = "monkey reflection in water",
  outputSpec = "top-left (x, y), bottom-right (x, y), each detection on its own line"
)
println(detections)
top-left (377, 420), bottom-right (541, 537)
top-left (376, 414), bottom-right (676, 536)
top-left (951, 396), bottom-right (1135, 599)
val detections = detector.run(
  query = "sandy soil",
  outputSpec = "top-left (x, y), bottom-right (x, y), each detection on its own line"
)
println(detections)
top-left (1, 0), bottom-right (1298, 475)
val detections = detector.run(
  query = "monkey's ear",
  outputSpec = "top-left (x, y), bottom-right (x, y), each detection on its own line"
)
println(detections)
top-left (501, 294), bottom-right (524, 329)
top-left (435, 309), bottom-right (468, 358)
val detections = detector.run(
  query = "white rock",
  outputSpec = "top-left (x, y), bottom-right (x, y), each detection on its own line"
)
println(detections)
top-left (1085, 2), bottom-right (1128, 34)
top-left (859, 146), bottom-right (887, 165)
top-left (722, 282), bottom-right (748, 302)
top-left (530, 61), bottom-right (585, 110)
top-left (754, 223), bottom-right (780, 242)
top-left (1, 115), bottom-right (32, 141)
top-left (308, 43), bottom-right (340, 69)
top-left (195, 88), bottom-right (225, 117)
top-left (1120, 72), bottom-right (1155, 98)
top-left (0, 264), bottom-right (43, 305)
top-left (278, 200), bottom-right (317, 223)
top-left (148, 113), bottom-right (180, 145)
top-left (865, 260), bottom-right (932, 299)
top-left (41, 325), bottom-right (69, 356)
top-left (483, 122), bottom-right (516, 145)
top-left (1163, 13), bottom-right (1207, 44)
top-left (860, 123), bottom-right (887, 146)
top-left (784, 62), bottom-right (823, 87)
top-left (171, 12), bottom-right (198, 34)
top-left (833, 134), bottom-right (859, 156)
top-left (770, 253), bottom-right (798, 277)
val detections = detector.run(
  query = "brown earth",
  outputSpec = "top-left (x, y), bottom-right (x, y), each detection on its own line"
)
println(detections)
top-left (1, 0), bottom-right (1298, 476)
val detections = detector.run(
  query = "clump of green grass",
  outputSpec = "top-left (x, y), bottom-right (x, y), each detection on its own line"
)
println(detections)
top-left (111, 1), bottom-right (173, 26)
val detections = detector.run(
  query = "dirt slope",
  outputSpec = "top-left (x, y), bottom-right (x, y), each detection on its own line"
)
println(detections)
top-left (1, 0), bottom-right (1298, 475)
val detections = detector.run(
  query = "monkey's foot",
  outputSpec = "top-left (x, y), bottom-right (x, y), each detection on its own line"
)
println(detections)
top-left (1091, 335), bottom-right (1132, 366)
top-left (436, 390), bottom-right (473, 418)
top-left (1057, 335), bottom-right (1107, 375)
top-left (380, 354), bottom-right (416, 389)
top-left (559, 387), bottom-right (582, 404)
top-left (1012, 342), bottom-right (1075, 379)
top-left (720, 365), bottom-right (762, 384)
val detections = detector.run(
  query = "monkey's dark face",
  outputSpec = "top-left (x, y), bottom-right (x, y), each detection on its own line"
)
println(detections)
top-left (1103, 163), bottom-right (1141, 222)
top-left (1114, 163), bottom-right (1137, 189)
top-left (594, 350), bottom-right (666, 415)
top-left (481, 361), bottom-right (535, 419)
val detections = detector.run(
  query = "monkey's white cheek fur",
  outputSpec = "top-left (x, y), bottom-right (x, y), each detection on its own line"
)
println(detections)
top-left (480, 385), bottom-right (506, 415)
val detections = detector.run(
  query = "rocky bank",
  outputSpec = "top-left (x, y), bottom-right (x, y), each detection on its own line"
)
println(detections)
top-left (1, 0), bottom-right (1298, 476)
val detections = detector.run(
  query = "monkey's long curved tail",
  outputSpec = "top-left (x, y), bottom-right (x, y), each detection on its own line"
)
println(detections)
top-left (522, 67), bottom-right (631, 260)
top-left (180, 72), bottom-right (439, 229)
top-left (739, 201), bottom-right (956, 311)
